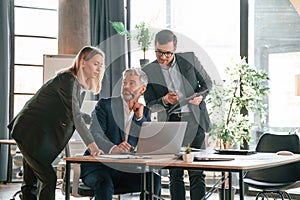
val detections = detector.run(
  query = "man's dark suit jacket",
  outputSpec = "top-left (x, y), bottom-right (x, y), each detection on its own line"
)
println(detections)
top-left (81, 96), bottom-right (151, 177)
top-left (142, 52), bottom-right (212, 133)
top-left (7, 72), bottom-right (94, 164)
top-left (90, 96), bottom-right (150, 152)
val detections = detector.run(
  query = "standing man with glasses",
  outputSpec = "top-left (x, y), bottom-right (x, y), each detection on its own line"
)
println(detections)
top-left (142, 29), bottom-right (212, 200)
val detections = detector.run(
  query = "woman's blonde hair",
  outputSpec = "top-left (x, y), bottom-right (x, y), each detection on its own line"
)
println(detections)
top-left (58, 46), bottom-right (105, 93)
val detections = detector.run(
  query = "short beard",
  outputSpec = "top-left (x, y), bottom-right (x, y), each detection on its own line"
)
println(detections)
top-left (121, 93), bottom-right (134, 102)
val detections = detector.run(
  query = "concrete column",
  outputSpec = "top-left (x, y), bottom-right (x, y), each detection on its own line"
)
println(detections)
top-left (58, 0), bottom-right (90, 54)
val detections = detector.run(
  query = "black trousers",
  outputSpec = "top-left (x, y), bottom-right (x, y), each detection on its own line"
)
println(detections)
top-left (18, 144), bottom-right (57, 200)
top-left (82, 164), bottom-right (161, 200)
top-left (168, 113), bottom-right (206, 200)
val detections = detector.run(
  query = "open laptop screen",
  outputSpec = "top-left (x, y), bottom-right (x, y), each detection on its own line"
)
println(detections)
top-left (135, 121), bottom-right (187, 155)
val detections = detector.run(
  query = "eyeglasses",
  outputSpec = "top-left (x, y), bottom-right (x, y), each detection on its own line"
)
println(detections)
top-left (155, 50), bottom-right (174, 58)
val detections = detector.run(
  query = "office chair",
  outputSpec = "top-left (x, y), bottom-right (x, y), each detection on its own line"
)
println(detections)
top-left (244, 132), bottom-right (300, 200)
top-left (71, 163), bottom-right (141, 199)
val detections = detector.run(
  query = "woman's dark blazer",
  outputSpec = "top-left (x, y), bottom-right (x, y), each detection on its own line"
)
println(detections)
top-left (7, 72), bottom-right (94, 164)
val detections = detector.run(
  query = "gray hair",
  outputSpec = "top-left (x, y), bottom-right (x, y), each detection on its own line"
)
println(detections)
top-left (122, 68), bottom-right (148, 86)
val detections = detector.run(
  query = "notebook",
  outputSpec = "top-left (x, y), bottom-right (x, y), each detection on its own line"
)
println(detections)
top-left (135, 121), bottom-right (187, 155)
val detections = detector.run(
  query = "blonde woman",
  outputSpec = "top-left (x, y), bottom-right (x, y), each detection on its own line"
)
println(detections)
top-left (8, 46), bottom-right (105, 200)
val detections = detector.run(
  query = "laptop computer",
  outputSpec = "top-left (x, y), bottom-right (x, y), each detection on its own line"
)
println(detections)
top-left (135, 121), bottom-right (187, 155)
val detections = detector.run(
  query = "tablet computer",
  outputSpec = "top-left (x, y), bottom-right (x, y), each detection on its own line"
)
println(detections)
top-left (214, 149), bottom-right (256, 155)
top-left (194, 157), bottom-right (235, 161)
top-left (176, 154), bottom-right (235, 161)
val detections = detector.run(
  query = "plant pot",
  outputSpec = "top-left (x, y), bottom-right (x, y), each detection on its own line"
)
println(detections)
top-left (240, 139), bottom-right (249, 150)
top-left (182, 154), bottom-right (194, 163)
top-left (224, 143), bottom-right (234, 150)
top-left (139, 59), bottom-right (149, 67)
top-left (218, 187), bottom-right (236, 200)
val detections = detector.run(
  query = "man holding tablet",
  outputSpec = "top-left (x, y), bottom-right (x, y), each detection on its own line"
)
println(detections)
top-left (142, 29), bottom-right (212, 200)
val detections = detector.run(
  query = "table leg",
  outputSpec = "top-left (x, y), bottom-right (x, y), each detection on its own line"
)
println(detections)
top-left (239, 171), bottom-right (244, 200)
top-left (65, 162), bottom-right (70, 200)
top-left (228, 172), bottom-right (232, 200)
top-left (220, 171), bottom-right (225, 200)
top-left (149, 172), bottom-right (153, 200)
top-left (141, 170), bottom-right (146, 200)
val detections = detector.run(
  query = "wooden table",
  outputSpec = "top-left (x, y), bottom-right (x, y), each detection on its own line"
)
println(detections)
top-left (64, 152), bottom-right (300, 200)
top-left (146, 152), bottom-right (300, 200)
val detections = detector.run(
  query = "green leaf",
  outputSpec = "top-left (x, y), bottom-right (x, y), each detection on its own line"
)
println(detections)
top-left (110, 21), bottom-right (131, 39)
top-left (206, 57), bottom-right (270, 146)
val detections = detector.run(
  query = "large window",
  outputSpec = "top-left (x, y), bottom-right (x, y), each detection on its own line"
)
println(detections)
top-left (130, 0), bottom-right (239, 80)
top-left (251, 0), bottom-right (300, 132)
top-left (10, 0), bottom-right (58, 181)
top-left (12, 0), bottom-right (58, 117)
top-left (129, 0), bottom-right (167, 68)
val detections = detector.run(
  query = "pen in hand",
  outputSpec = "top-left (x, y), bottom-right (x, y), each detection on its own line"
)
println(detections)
top-left (130, 145), bottom-right (136, 153)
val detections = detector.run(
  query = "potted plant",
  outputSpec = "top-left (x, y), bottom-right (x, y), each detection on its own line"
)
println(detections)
top-left (110, 21), bottom-right (154, 67)
top-left (182, 144), bottom-right (194, 163)
top-left (207, 57), bottom-right (270, 149)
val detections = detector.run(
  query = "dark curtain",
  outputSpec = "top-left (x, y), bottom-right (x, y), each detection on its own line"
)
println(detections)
top-left (0, 0), bottom-right (11, 182)
top-left (90, 0), bottom-right (127, 98)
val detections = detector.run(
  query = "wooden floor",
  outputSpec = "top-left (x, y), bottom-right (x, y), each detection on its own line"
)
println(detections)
top-left (0, 182), bottom-right (260, 200)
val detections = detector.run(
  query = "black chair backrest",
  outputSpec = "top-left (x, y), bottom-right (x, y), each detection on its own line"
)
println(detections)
top-left (245, 133), bottom-right (300, 183)
top-left (256, 133), bottom-right (300, 153)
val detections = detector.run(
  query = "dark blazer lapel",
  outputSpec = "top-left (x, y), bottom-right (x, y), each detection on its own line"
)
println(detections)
top-left (176, 54), bottom-right (201, 121)
top-left (149, 61), bottom-right (169, 96)
top-left (176, 54), bottom-right (196, 97)
top-left (111, 97), bottom-right (126, 141)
